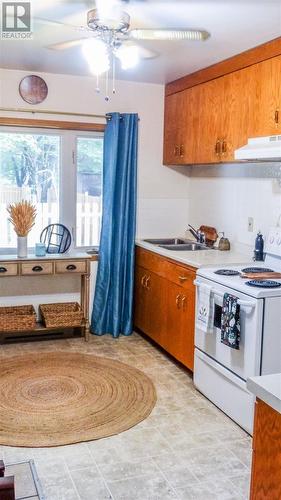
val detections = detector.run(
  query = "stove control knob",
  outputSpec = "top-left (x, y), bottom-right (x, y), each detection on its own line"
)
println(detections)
top-left (270, 236), bottom-right (275, 244)
top-left (277, 238), bottom-right (281, 246)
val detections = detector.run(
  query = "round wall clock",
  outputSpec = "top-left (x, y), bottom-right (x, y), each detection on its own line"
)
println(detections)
top-left (19, 75), bottom-right (48, 104)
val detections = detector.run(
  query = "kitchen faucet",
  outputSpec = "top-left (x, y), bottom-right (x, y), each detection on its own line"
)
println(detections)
top-left (187, 224), bottom-right (206, 244)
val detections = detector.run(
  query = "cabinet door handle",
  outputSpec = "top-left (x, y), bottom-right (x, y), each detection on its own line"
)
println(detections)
top-left (141, 275), bottom-right (146, 287)
top-left (180, 144), bottom-right (184, 157)
top-left (275, 109), bottom-right (279, 125)
top-left (215, 140), bottom-right (221, 156)
top-left (0, 267), bottom-right (7, 273)
top-left (66, 264), bottom-right (77, 271)
top-left (32, 265), bottom-right (43, 272)
top-left (176, 294), bottom-right (181, 309)
top-left (179, 275), bottom-right (188, 282)
top-left (145, 276), bottom-right (151, 290)
top-left (221, 140), bottom-right (227, 154)
top-left (181, 295), bottom-right (187, 310)
top-left (174, 145), bottom-right (179, 157)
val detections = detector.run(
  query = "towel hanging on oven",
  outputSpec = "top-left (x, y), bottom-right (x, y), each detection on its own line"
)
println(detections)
top-left (196, 283), bottom-right (214, 333)
top-left (221, 293), bottom-right (240, 350)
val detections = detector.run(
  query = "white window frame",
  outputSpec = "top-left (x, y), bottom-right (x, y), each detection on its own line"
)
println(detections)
top-left (0, 126), bottom-right (103, 254)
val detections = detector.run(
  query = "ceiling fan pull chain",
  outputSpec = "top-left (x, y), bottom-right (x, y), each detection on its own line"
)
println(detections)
top-left (105, 68), bottom-right (109, 102)
top-left (112, 52), bottom-right (116, 95)
top-left (95, 74), bottom-right (100, 94)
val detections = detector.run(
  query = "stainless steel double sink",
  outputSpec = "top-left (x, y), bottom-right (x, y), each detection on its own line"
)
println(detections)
top-left (143, 238), bottom-right (211, 251)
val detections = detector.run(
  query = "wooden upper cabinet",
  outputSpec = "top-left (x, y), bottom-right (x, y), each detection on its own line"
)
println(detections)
top-left (193, 78), bottom-right (224, 164)
top-left (164, 69), bottom-right (253, 165)
top-left (163, 91), bottom-right (184, 164)
top-left (163, 43), bottom-right (281, 165)
top-left (219, 65), bottom-right (255, 161)
top-left (249, 55), bottom-right (281, 138)
top-left (193, 66), bottom-right (256, 163)
top-left (163, 87), bottom-right (199, 165)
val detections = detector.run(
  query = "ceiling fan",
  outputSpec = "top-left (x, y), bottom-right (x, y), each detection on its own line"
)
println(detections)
top-left (38, 0), bottom-right (210, 98)
top-left (42, 0), bottom-right (210, 54)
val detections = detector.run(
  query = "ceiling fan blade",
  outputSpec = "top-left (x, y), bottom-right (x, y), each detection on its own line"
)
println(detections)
top-left (46, 39), bottom-right (87, 50)
top-left (129, 29), bottom-right (210, 41)
top-left (121, 41), bottom-right (158, 59)
top-left (35, 17), bottom-right (85, 30)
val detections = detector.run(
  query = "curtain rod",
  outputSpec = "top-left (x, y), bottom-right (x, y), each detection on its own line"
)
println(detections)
top-left (0, 107), bottom-right (106, 120)
top-left (106, 113), bottom-right (140, 122)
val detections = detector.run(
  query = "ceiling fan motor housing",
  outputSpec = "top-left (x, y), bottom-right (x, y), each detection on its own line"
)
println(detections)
top-left (87, 8), bottom-right (130, 33)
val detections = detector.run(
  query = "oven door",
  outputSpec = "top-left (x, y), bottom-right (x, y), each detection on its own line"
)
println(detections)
top-left (194, 276), bottom-right (264, 381)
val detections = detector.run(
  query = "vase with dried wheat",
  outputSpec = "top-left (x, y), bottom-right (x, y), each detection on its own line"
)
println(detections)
top-left (7, 201), bottom-right (37, 258)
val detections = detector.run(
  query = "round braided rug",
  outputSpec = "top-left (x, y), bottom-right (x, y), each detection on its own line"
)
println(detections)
top-left (0, 352), bottom-right (156, 447)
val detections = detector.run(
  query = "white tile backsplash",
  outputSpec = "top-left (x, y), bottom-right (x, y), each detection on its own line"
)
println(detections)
top-left (136, 198), bottom-right (189, 239)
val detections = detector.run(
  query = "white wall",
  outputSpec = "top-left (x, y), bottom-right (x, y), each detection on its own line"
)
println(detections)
top-left (188, 163), bottom-right (281, 248)
top-left (0, 68), bottom-right (190, 238)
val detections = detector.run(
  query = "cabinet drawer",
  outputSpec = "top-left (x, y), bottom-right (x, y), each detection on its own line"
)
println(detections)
top-left (0, 263), bottom-right (18, 277)
top-left (135, 247), bottom-right (167, 277)
top-left (165, 261), bottom-right (195, 289)
top-left (21, 262), bottom-right (53, 276)
top-left (135, 247), bottom-right (196, 287)
top-left (55, 261), bottom-right (86, 274)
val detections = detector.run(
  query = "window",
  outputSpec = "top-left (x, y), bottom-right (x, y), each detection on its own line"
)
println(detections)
top-left (76, 136), bottom-right (103, 247)
top-left (0, 127), bottom-right (103, 252)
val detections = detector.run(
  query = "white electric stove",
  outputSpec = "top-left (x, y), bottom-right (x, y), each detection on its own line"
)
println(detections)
top-left (194, 227), bottom-right (281, 434)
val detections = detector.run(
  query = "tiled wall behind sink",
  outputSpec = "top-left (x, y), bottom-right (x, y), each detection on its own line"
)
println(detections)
top-left (136, 198), bottom-right (189, 239)
top-left (188, 163), bottom-right (281, 247)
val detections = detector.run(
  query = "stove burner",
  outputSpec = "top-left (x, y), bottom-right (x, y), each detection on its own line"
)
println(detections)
top-left (246, 280), bottom-right (281, 289)
top-left (215, 269), bottom-right (240, 276)
top-left (241, 267), bottom-right (274, 274)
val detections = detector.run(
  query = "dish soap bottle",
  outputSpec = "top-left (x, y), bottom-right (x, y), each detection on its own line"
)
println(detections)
top-left (254, 231), bottom-right (264, 261)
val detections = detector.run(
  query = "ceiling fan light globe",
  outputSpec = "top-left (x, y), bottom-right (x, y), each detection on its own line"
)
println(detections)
top-left (82, 38), bottom-right (110, 76)
top-left (116, 45), bottom-right (140, 70)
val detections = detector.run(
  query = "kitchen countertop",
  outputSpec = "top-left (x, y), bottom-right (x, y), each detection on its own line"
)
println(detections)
top-left (247, 374), bottom-right (281, 414)
top-left (136, 239), bottom-right (252, 269)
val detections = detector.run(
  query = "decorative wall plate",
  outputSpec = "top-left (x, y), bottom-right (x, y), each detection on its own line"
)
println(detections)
top-left (19, 75), bottom-right (48, 104)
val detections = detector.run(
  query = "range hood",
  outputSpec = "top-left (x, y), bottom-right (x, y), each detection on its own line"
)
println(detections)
top-left (234, 135), bottom-right (281, 161)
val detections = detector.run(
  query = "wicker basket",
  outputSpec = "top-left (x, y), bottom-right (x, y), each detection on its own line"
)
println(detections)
top-left (39, 302), bottom-right (84, 328)
top-left (0, 305), bottom-right (36, 332)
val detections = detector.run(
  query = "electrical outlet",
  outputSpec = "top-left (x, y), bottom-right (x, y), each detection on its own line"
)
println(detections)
top-left (248, 217), bottom-right (254, 232)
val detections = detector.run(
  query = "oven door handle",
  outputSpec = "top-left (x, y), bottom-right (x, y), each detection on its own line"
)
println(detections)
top-left (194, 280), bottom-right (256, 310)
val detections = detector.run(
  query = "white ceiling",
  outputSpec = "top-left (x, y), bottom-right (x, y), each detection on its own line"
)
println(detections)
top-left (0, 0), bottom-right (281, 84)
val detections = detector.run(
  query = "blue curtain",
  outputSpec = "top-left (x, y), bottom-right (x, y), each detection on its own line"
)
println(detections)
top-left (91, 112), bottom-right (138, 337)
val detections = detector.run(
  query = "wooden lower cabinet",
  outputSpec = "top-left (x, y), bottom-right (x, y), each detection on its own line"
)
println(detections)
top-left (134, 247), bottom-right (196, 371)
top-left (165, 282), bottom-right (195, 369)
top-left (134, 265), bottom-right (149, 334)
top-left (134, 265), bottom-right (166, 345)
top-left (250, 399), bottom-right (281, 499)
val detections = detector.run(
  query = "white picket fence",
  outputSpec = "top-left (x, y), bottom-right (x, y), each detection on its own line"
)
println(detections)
top-left (0, 185), bottom-right (31, 204)
top-left (76, 193), bottom-right (102, 247)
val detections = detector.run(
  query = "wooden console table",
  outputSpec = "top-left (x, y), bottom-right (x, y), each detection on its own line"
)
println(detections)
top-left (0, 252), bottom-right (96, 342)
